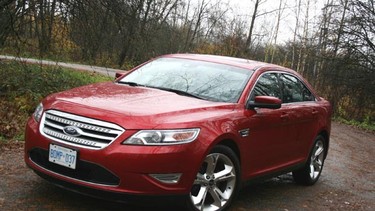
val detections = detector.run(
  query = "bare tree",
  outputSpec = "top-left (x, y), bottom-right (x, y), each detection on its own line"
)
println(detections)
top-left (31, 0), bottom-right (58, 55)
top-left (244, 0), bottom-right (261, 54)
top-left (0, 0), bottom-right (29, 50)
top-left (183, 0), bottom-right (210, 50)
top-left (313, 0), bottom-right (333, 77)
top-left (291, 0), bottom-right (302, 69)
top-left (333, 0), bottom-right (349, 56)
top-left (297, 0), bottom-right (311, 73)
top-left (264, 0), bottom-right (285, 63)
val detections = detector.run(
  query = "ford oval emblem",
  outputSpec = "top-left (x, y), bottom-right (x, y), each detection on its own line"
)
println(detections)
top-left (63, 126), bottom-right (82, 137)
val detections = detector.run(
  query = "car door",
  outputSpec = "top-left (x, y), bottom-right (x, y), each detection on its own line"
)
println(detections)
top-left (243, 72), bottom-right (297, 177)
top-left (279, 73), bottom-right (319, 160)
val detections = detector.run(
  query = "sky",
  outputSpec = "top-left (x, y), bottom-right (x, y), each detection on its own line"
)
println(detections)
top-left (223, 0), bottom-right (326, 43)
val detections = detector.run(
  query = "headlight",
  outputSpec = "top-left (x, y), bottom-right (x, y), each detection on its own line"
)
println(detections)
top-left (33, 103), bottom-right (44, 122)
top-left (123, 128), bottom-right (200, 145)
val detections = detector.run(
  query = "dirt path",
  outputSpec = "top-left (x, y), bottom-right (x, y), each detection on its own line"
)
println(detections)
top-left (0, 122), bottom-right (374, 210)
top-left (0, 55), bottom-right (124, 77)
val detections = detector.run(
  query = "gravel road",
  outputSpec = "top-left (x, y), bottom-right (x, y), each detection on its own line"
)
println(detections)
top-left (0, 122), bottom-right (374, 210)
top-left (0, 55), bottom-right (124, 77)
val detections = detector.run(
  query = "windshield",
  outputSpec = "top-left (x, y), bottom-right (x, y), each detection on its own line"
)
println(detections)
top-left (119, 58), bottom-right (253, 103)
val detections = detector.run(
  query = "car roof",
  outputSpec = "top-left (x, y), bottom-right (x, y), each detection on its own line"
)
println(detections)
top-left (161, 53), bottom-right (291, 72)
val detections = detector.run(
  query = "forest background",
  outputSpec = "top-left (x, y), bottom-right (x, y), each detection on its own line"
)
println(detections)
top-left (0, 0), bottom-right (374, 130)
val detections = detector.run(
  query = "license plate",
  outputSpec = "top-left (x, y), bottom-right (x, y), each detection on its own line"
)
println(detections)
top-left (49, 144), bottom-right (77, 169)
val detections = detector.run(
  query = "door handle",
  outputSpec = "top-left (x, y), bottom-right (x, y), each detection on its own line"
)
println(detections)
top-left (281, 113), bottom-right (289, 121)
top-left (312, 110), bottom-right (319, 115)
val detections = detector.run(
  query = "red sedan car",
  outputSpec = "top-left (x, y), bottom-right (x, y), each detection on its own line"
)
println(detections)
top-left (25, 54), bottom-right (331, 210)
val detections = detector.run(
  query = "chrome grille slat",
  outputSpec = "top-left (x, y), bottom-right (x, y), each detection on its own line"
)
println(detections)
top-left (45, 113), bottom-right (121, 135)
top-left (75, 131), bottom-right (114, 141)
top-left (40, 110), bottom-right (125, 150)
top-left (44, 119), bottom-right (114, 141)
top-left (43, 128), bottom-right (106, 148)
top-left (44, 120), bottom-right (64, 130)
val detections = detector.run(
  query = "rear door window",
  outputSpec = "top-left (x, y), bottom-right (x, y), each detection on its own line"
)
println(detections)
top-left (279, 74), bottom-right (315, 103)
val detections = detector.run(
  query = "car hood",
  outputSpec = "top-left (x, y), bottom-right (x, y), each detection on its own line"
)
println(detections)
top-left (43, 82), bottom-right (238, 129)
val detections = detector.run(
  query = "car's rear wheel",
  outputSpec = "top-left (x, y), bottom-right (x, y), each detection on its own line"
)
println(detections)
top-left (293, 135), bottom-right (326, 185)
top-left (187, 145), bottom-right (240, 211)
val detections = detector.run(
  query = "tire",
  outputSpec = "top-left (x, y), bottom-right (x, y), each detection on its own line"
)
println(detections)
top-left (293, 135), bottom-right (326, 185)
top-left (187, 145), bottom-right (241, 211)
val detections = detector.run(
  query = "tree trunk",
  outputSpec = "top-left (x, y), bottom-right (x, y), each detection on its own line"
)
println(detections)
top-left (270, 0), bottom-right (284, 63)
top-left (333, 0), bottom-right (349, 56)
top-left (244, 0), bottom-right (260, 54)
top-left (291, 0), bottom-right (302, 69)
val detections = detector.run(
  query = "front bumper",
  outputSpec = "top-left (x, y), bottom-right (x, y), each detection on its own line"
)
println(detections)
top-left (24, 117), bottom-right (206, 197)
top-left (32, 169), bottom-right (186, 205)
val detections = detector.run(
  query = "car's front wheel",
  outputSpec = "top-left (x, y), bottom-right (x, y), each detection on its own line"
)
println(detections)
top-left (187, 145), bottom-right (240, 211)
top-left (293, 135), bottom-right (327, 185)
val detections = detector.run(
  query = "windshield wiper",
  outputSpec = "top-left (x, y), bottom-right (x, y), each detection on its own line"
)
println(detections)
top-left (118, 82), bottom-right (205, 100)
top-left (150, 86), bottom-right (205, 100)
top-left (117, 81), bottom-right (145, 87)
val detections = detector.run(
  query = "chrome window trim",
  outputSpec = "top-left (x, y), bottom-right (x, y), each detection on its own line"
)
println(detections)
top-left (246, 70), bottom-right (317, 107)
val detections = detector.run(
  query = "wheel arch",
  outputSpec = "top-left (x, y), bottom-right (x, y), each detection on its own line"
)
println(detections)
top-left (216, 139), bottom-right (241, 165)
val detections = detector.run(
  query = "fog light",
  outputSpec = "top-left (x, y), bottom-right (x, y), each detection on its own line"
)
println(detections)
top-left (149, 173), bottom-right (182, 184)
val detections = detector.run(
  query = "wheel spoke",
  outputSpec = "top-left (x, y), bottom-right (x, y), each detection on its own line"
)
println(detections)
top-left (311, 154), bottom-right (316, 162)
top-left (310, 164), bottom-right (315, 178)
top-left (314, 159), bottom-right (322, 171)
top-left (215, 173), bottom-right (235, 183)
top-left (213, 186), bottom-right (229, 201)
top-left (192, 186), bottom-right (209, 210)
top-left (214, 164), bottom-right (234, 182)
top-left (315, 146), bottom-right (324, 157)
top-left (209, 188), bottom-right (223, 208)
top-left (206, 154), bottom-right (218, 175)
top-left (310, 155), bottom-right (323, 179)
top-left (310, 141), bottom-right (324, 179)
top-left (194, 173), bottom-right (206, 185)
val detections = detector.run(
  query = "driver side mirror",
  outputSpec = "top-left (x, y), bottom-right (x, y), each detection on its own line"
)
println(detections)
top-left (247, 96), bottom-right (282, 109)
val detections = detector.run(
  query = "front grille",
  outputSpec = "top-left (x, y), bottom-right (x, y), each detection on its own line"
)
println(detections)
top-left (29, 148), bottom-right (120, 186)
top-left (40, 110), bottom-right (124, 149)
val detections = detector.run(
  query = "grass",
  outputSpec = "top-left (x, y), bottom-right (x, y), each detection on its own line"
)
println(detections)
top-left (0, 60), bottom-right (111, 141)
top-left (334, 116), bottom-right (375, 132)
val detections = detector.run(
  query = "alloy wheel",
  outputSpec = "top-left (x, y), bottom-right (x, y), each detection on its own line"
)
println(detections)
top-left (190, 153), bottom-right (237, 211)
